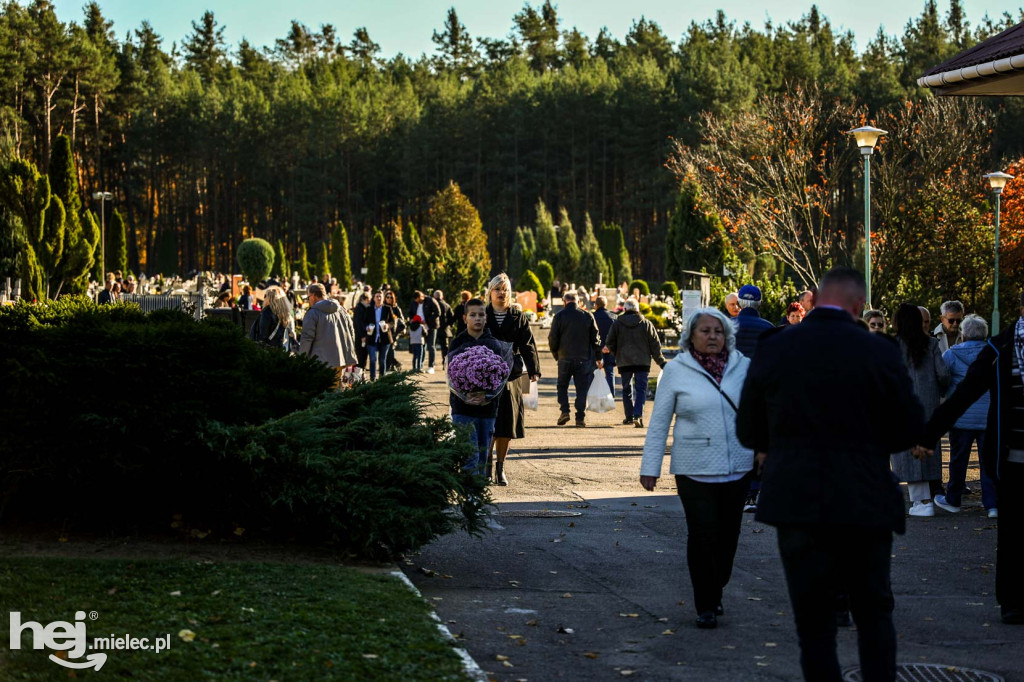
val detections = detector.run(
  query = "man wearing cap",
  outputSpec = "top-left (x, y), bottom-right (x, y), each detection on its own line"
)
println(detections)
top-left (734, 284), bottom-right (775, 360)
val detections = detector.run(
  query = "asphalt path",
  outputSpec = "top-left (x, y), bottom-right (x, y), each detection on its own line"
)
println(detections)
top-left (404, 350), bottom-right (1021, 681)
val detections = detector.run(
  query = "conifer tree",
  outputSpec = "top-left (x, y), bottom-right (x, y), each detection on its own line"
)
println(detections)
top-left (48, 135), bottom-right (94, 295)
top-left (534, 259), bottom-right (554, 295)
top-left (330, 224), bottom-right (353, 288)
top-left (509, 227), bottom-right (532, 280)
top-left (665, 180), bottom-right (740, 282)
top-left (108, 209), bottom-right (127, 275)
top-left (577, 214), bottom-right (610, 287)
top-left (423, 181), bottom-right (490, 294)
top-left (555, 207), bottom-right (580, 282)
top-left (367, 227), bottom-right (388, 288)
top-left (533, 199), bottom-right (559, 266)
top-left (276, 239), bottom-right (289, 279)
top-left (318, 241), bottom-right (330, 279)
top-left (297, 243), bottom-right (310, 281)
top-left (0, 158), bottom-right (58, 299)
top-left (598, 222), bottom-right (632, 283)
top-left (388, 221), bottom-right (416, 294)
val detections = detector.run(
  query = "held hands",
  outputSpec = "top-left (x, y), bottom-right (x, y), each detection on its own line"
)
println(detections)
top-left (640, 475), bottom-right (658, 492)
top-left (912, 445), bottom-right (934, 460)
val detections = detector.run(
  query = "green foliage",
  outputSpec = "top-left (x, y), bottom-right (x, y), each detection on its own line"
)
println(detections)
top-left (555, 207), bottom-right (580, 282)
top-left (509, 227), bottom-right (532, 280)
top-left (577, 214), bottom-right (611, 287)
top-left (198, 375), bottom-right (489, 557)
top-left (515, 269), bottom-right (544, 303)
top-left (628, 279), bottom-right (650, 296)
top-left (423, 181), bottom-right (490, 295)
top-left (318, 241), bottom-right (331, 279)
top-left (650, 301), bottom-right (670, 316)
top-left (388, 221), bottom-right (417, 294)
top-left (107, 208), bottom-right (127, 275)
top-left (275, 239), bottom-right (289, 279)
top-left (236, 237), bottom-right (275, 284)
top-left (0, 158), bottom-right (54, 299)
top-left (533, 200), bottom-right (559, 267)
top-left (48, 135), bottom-right (93, 294)
top-left (329, 223), bottom-right (353, 288)
top-left (0, 300), bottom-right (335, 529)
top-left (534, 259), bottom-right (554, 295)
top-left (645, 312), bottom-right (669, 329)
top-left (367, 226), bottom-right (388, 288)
top-left (660, 281), bottom-right (679, 298)
top-left (665, 180), bottom-right (740, 282)
top-left (597, 222), bottom-right (632, 283)
top-left (297, 242), bottom-right (310, 281)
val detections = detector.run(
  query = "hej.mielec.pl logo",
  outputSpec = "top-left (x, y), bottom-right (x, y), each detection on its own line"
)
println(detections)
top-left (9, 610), bottom-right (171, 671)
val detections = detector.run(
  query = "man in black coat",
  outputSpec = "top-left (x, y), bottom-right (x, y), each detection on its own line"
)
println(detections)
top-left (592, 295), bottom-right (618, 398)
top-left (433, 289), bottom-right (456, 368)
top-left (737, 267), bottom-right (924, 682)
top-left (408, 290), bottom-right (442, 373)
top-left (917, 292), bottom-right (1024, 625)
top-left (548, 291), bottom-right (602, 427)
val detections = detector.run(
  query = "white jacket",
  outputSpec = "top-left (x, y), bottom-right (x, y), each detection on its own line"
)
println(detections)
top-left (640, 350), bottom-right (754, 478)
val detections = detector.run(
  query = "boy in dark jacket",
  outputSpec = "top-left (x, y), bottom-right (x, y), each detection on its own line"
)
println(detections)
top-left (449, 298), bottom-right (512, 479)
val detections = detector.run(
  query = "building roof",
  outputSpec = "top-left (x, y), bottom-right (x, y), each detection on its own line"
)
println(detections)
top-left (918, 21), bottom-right (1024, 96)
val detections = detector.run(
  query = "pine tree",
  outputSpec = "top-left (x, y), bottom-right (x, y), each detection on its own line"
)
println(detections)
top-left (509, 227), bottom-right (531, 280)
top-left (330, 224), bottom-right (353, 288)
top-left (367, 227), bottom-right (388, 288)
top-left (533, 199), bottom-right (559, 266)
top-left (318, 241), bottom-right (330, 280)
top-left (297, 243), bottom-right (310, 281)
top-left (555, 207), bottom-right (580, 282)
top-left (276, 239), bottom-right (289, 279)
top-left (108, 209), bottom-right (127, 275)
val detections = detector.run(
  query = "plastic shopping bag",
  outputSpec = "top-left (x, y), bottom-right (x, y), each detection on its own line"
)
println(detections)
top-left (524, 379), bottom-right (539, 411)
top-left (586, 369), bottom-right (616, 413)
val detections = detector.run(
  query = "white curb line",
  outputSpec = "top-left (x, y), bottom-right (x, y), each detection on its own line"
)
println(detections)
top-left (391, 570), bottom-right (489, 682)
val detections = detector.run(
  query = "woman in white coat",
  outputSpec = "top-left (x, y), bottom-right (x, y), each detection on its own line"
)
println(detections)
top-left (640, 307), bottom-right (754, 630)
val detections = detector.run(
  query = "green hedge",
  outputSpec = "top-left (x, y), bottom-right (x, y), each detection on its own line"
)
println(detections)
top-left (628, 279), bottom-right (650, 296)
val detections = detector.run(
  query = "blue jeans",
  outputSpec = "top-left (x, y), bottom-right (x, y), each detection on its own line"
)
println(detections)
top-left (947, 428), bottom-right (997, 509)
top-left (602, 352), bottom-right (616, 399)
top-left (425, 328), bottom-right (438, 367)
top-left (452, 414), bottom-right (495, 477)
top-left (410, 343), bottom-right (424, 370)
top-left (367, 343), bottom-right (391, 380)
top-left (620, 369), bottom-right (649, 419)
top-left (557, 359), bottom-right (595, 419)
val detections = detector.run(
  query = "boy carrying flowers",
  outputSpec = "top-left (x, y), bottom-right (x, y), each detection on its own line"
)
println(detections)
top-left (447, 298), bottom-right (513, 479)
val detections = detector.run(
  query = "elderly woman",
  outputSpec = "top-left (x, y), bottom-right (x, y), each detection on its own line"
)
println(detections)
top-left (640, 307), bottom-right (754, 630)
top-left (891, 303), bottom-right (950, 517)
top-left (937, 314), bottom-right (997, 517)
top-left (485, 273), bottom-right (541, 485)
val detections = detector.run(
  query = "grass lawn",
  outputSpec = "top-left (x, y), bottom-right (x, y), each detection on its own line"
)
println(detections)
top-left (1, 558), bottom-right (468, 680)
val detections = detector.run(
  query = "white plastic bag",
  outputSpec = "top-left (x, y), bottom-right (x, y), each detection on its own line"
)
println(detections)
top-left (524, 379), bottom-right (539, 411)
top-left (586, 369), bottom-right (616, 413)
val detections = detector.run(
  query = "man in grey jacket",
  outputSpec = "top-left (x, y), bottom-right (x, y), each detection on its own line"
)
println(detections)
top-left (548, 291), bottom-right (603, 427)
top-left (605, 298), bottom-right (666, 427)
top-left (299, 283), bottom-right (358, 386)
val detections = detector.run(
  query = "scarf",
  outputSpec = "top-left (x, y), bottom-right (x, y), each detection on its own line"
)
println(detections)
top-left (690, 348), bottom-right (728, 384)
top-left (1015, 316), bottom-right (1024, 379)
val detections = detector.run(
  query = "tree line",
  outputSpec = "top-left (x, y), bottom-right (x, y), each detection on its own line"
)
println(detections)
top-left (1, 0), bottom-right (1023, 294)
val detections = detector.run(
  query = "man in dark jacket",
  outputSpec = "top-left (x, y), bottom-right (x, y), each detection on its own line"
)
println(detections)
top-left (351, 291), bottom-right (372, 370)
top-left (408, 290), bottom-right (442, 373)
top-left (917, 291), bottom-right (1024, 625)
top-left (548, 291), bottom-right (602, 427)
top-left (737, 267), bottom-right (924, 681)
top-left (734, 284), bottom-right (775, 359)
top-left (593, 296), bottom-right (618, 398)
top-left (604, 298), bottom-right (665, 427)
top-left (433, 289), bottom-right (455, 368)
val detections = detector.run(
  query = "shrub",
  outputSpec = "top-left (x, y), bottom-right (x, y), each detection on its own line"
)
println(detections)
top-left (0, 302), bottom-right (334, 526)
top-left (629, 279), bottom-right (650, 296)
top-left (534, 260), bottom-right (555, 295)
top-left (660, 281), bottom-right (679, 298)
top-left (199, 375), bottom-right (489, 558)
top-left (650, 301), bottom-right (670, 316)
top-left (639, 302), bottom-right (652, 316)
top-left (645, 312), bottom-right (669, 329)
top-left (237, 238), bottom-right (275, 284)
top-left (516, 269), bottom-right (544, 304)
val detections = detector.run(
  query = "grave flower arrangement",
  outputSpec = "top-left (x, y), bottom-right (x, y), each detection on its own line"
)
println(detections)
top-left (446, 343), bottom-right (513, 405)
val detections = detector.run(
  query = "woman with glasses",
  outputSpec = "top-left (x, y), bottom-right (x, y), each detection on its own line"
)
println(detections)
top-left (863, 310), bottom-right (887, 334)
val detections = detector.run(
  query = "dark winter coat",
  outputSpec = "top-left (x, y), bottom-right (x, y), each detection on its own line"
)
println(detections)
top-left (548, 302), bottom-right (601, 365)
top-left (605, 311), bottom-right (666, 372)
top-left (734, 307), bottom-right (775, 360)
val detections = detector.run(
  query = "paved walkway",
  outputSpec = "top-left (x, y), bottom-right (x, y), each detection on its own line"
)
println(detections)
top-left (404, 352), bottom-right (1020, 681)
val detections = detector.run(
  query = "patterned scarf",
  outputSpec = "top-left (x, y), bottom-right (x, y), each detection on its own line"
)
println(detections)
top-left (690, 348), bottom-right (729, 384)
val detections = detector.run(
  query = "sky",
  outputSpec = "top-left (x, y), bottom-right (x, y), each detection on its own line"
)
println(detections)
top-left (50, 0), bottom-right (1012, 58)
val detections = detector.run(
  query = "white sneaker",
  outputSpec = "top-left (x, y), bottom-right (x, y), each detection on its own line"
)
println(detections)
top-left (427, 367), bottom-right (435, 374)
top-left (909, 501), bottom-right (935, 517)
top-left (988, 508), bottom-right (999, 519)
top-left (933, 495), bottom-right (960, 513)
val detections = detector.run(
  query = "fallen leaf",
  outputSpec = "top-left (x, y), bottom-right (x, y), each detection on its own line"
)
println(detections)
top-left (619, 613), bottom-right (639, 618)
top-left (503, 661), bottom-right (514, 667)
top-left (764, 643), bottom-right (777, 647)
top-left (525, 619), bottom-right (538, 626)
top-left (662, 629), bottom-right (675, 635)
top-left (569, 522), bottom-right (575, 528)
top-left (178, 629), bottom-right (196, 642)
top-left (583, 652), bottom-right (599, 659)
top-left (496, 655), bottom-right (509, 661)
top-left (562, 593), bottom-right (573, 598)
top-left (621, 671), bottom-right (636, 676)
top-left (757, 662), bottom-right (771, 667)
top-left (169, 591), bottom-right (182, 597)
top-left (211, 590), bottom-right (221, 596)
top-left (657, 617), bottom-right (669, 622)
top-left (557, 626), bottom-right (574, 634)
top-left (362, 654), bottom-right (378, 659)
top-left (233, 527), bottom-right (245, 536)
top-left (508, 635), bottom-right (523, 639)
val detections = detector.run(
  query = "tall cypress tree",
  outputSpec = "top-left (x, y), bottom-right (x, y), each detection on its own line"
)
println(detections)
top-left (367, 227), bottom-right (388, 288)
top-left (297, 243), bottom-right (310, 281)
top-left (533, 199), bottom-right (558, 267)
top-left (598, 222), bottom-right (632, 283)
top-left (388, 221), bottom-right (416, 294)
top-left (275, 240), bottom-right (289, 279)
top-left (107, 209), bottom-right (127, 275)
top-left (577, 214), bottom-right (610, 287)
top-left (48, 135), bottom-right (94, 294)
top-left (330, 223), bottom-right (353, 289)
top-left (318, 241), bottom-right (330, 279)
top-left (509, 227), bottom-right (531, 280)
top-left (555, 207), bottom-right (580, 282)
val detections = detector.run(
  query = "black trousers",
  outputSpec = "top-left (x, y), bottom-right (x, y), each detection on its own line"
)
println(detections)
top-left (776, 525), bottom-right (895, 682)
top-left (556, 359), bottom-right (594, 419)
top-left (997, 461), bottom-right (1024, 613)
top-left (675, 473), bottom-right (751, 614)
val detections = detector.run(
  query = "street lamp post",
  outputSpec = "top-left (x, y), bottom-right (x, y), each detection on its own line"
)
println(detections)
top-left (92, 191), bottom-right (113, 278)
top-left (984, 171), bottom-right (1014, 333)
top-left (848, 126), bottom-right (887, 307)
